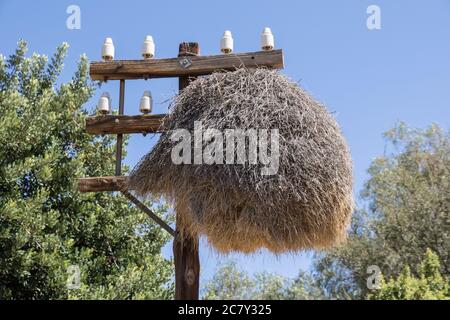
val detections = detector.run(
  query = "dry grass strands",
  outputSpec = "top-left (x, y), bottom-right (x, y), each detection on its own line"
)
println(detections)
top-left (129, 68), bottom-right (353, 253)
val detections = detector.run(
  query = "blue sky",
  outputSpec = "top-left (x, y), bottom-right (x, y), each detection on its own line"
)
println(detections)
top-left (1, 0), bottom-right (449, 284)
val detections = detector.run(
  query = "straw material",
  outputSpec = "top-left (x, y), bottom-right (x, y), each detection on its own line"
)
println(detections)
top-left (129, 68), bottom-right (353, 253)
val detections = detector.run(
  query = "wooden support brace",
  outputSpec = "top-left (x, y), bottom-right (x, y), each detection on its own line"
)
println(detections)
top-left (77, 177), bottom-right (175, 237)
top-left (86, 114), bottom-right (166, 135)
top-left (120, 189), bottom-right (175, 237)
top-left (90, 49), bottom-right (284, 81)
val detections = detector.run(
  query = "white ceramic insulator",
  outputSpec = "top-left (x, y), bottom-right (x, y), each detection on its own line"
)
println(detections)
top-left (141, 35), bottom-right (155, 59)
top-left (97, 93), bottom-right (111, 114)
top-left (102, 37), bottom-right (115, 61)
top-left (140, 90), bottom-right (152, 114)
top-left (261, 27), bottom-right (274, 50)
top-left (220, 30), bottom-right (233, 54)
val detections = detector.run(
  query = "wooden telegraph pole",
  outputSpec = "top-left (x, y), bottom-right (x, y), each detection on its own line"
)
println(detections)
top-left (174, 42), bottom-right (200, 300)
top-left (77, 40), bottom-right (284, 300)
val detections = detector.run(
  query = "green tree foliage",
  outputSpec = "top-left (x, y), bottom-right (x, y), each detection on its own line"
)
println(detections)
top-left (203, 261), bottom-right (323, 300)
top-left (0, 41), bottom-right (173, 299)
top-left (369, 249), bottom-right (449, 300)
top-left (313, 123), bottom-right (450, 299)
top-left (203, 261), bottom-right (253, 300)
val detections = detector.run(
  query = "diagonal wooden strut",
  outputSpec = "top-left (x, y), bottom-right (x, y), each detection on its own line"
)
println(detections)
top-left (76, 177), bottom-right (175, 237)
top-left (120, 188), bottom-right (175, 237)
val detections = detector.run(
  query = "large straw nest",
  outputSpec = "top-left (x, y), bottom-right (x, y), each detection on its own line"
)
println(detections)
top-left (129, 68), bottom-right (353, 253)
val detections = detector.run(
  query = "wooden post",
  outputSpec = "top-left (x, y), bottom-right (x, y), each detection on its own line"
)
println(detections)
top-left (173, 42), bottom-right (200, 300)
top-left (115, 79), bottom-right (125, 176)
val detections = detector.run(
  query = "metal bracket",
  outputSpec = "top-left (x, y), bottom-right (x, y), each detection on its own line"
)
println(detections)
top-left (179, 57), bottom-right (192, 69)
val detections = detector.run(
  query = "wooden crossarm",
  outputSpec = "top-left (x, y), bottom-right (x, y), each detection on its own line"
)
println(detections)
top-left (90, 49), bottom-right (284, 81)
top-left (86, 114), bottom-right (166, 135)
top-left (77, 176), bottom-right (128, 192)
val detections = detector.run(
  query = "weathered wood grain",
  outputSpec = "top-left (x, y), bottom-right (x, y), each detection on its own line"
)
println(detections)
top-left (85, 114), bottom-right (166, 135)
top-left (90, 49), bottom-right (284, 81)
top-left (174, 42), bottom-right (200, 301)
top-left (77, 176), bottom-right (128, 192)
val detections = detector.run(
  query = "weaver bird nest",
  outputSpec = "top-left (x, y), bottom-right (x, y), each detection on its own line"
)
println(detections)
top-left (129, 68), bottom-right (353, 253)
